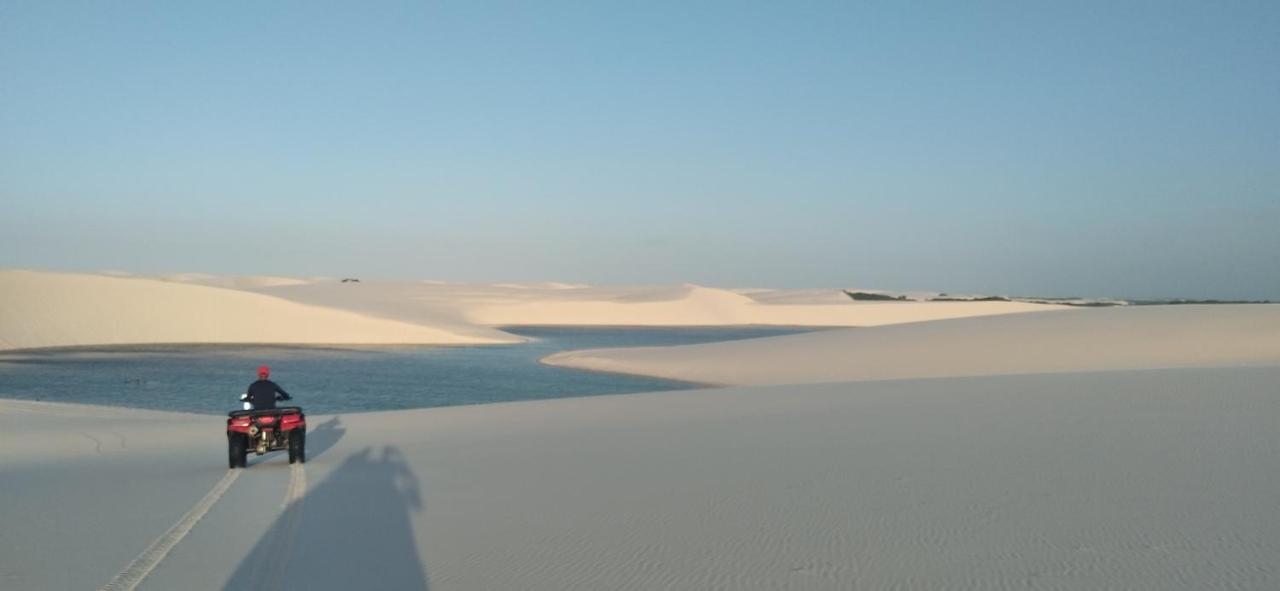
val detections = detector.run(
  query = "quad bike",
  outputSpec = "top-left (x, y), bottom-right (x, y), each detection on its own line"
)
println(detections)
top-left (226, 406), bottom-right (306, 468)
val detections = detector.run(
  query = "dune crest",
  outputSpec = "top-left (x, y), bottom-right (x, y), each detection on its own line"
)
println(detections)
top-left (1, 270), bottom-right (1064, 350)
top-left (544, 304), bottom-right (1280, 385)
top-left (159, 273), bottom-right (317, 289)
top-left (109, 272), bottom-right (1066, 331)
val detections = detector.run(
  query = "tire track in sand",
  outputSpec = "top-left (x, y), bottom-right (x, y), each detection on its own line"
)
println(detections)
top-left (98, 469), bottom-right (241, 591)
top-left (265, 463), bottom-right (308, 590)
top-left (99, 460), bottom-right (307, 591)
top-left (243, 462), bottom-right (308, 591)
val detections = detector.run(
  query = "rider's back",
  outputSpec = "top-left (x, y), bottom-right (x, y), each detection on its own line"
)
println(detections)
top-left (246, 379), bottom-right (288, 410)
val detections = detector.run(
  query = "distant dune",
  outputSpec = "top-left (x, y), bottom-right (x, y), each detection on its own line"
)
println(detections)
top-left (544, 304), bottom-right (1280, 385)
top-left (260, 281), bottom-right (1061, 329)
top-left (158, 272), bottom-right (320, 289)
top-left (0, 270), bottom-right (515, 350)
top-left (0, 270), bottom-right (1063, 350)
top-left (462, 283), bottom-right (1060, 327)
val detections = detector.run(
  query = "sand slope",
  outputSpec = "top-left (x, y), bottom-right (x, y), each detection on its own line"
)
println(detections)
top-left (2, 271), bottom-right (1063, 350)
top-left (0, 270), bottom-right (514, 350)
top-left (254, 280), bottom-right (1064, 327)
top-left (247, 281), bottom-right (522, 343)
top-left (544, 304), bottom-right (1280, 385)
top-left (445, 283), bottom-right (1059, 327)
top-left (256, 281), bottom-right (1062, 328)
top-left (4, 366), bottom-right (1279, 590)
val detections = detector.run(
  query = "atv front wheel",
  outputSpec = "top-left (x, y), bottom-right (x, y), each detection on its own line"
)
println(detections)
top-left (288, 429), bottom-right (306, 464)
top-left (228, 433), bottom-right (248, 469)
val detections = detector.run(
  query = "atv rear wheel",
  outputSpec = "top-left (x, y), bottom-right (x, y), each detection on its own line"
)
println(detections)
top-left (288, 429), bottom-right (306, 464)
top-left (228, 433), bottom-right (248, 469)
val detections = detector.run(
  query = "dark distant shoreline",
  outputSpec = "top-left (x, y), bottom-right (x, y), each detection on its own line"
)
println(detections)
top-left (843, 289), bottom-right (1274, 307)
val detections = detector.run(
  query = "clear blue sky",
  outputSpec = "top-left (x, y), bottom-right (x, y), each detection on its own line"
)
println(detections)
top-left (2, 1), bottom-right (1277, 298)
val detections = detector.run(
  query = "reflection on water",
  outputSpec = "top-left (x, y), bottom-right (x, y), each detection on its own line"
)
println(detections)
top-left (0, 326), bottom-right (812, 414)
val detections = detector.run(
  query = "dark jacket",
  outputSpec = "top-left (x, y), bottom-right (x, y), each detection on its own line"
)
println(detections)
top-left (246, 379), bottom-right (291, 410)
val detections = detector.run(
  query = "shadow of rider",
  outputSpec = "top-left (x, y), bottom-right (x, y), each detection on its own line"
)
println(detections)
top-left (224, 446), bottom-right (428, 590)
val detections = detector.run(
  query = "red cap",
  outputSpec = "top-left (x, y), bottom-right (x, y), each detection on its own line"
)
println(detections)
top-left (257, 365), bottom-right (270, 378)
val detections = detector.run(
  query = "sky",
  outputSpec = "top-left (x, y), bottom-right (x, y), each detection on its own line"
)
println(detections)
top-left (2, 1), bottom-right (1277, 299)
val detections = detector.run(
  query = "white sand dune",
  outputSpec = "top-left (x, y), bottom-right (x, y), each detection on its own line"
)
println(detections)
top-left (2, 270), bottom-right (1064, 350)
top-left (4, 366), bottom-right (1279, 590)
top-left (250, 279), bottom-right (1060, 328)
top-left (0, 270), bottom-right (513, 350)
top-left (159, 272), bottom-right (320, 290)
top-left (544, 304), bottom-right (1280, 385)
top-left (247, 281), bottom-right (524, 344)
top-left (462, 283), bottom-right (1060, 327)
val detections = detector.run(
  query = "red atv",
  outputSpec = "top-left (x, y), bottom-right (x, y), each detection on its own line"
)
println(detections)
top-left (226, 406), bottom-right (306, 468)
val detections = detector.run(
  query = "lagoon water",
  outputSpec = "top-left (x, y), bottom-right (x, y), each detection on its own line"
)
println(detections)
top-left (0, 326), bottom-right (810, 415)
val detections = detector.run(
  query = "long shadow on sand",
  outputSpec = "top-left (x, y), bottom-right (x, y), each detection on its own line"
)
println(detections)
top-left (224, 446), bottom-right (428, 590)
top-left (305, 416), bottom-right (346, 461)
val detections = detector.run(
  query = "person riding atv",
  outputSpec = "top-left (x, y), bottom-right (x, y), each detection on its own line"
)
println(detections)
top-left (242, 365), bottom-right (291, 410)
top-left (228, 365), bottom-right (305, 468)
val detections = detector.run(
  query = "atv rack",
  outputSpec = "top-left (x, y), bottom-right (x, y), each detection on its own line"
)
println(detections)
top-left (227, 406), bottom-right (305, 418)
